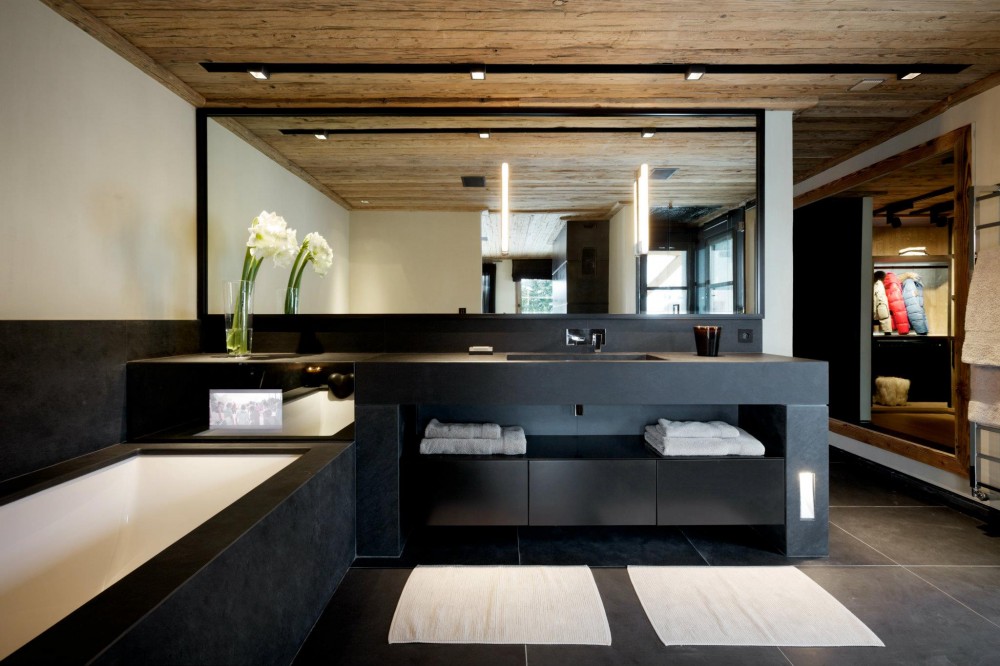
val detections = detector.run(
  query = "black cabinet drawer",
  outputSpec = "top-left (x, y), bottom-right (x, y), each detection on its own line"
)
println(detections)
top-left (420, 459), bottom-right (528, 526)
top-left (657, 458), bottom-right (785, 525)
top-left (529, 460), bottom-right (656, 525)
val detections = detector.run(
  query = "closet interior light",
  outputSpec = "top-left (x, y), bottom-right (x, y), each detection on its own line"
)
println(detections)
top-left (501, 162), bottom-right (510, 256)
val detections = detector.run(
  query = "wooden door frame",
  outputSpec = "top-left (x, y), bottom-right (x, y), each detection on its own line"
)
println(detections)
top-left (795, 125), bottom-right (972, 477)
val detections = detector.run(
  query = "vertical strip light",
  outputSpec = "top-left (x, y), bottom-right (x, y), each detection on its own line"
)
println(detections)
top-left (632, 179), bottom-right (639, 256)
top-left (636, 163), bottom-right (649, 255)
top-left (799, 471), bottom-right (816, 521)
top-left (501, 162), bottom-right (510, 256)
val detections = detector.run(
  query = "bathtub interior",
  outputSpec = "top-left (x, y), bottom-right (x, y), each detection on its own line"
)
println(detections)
top-left (0, 453), bottom-right (298, 660)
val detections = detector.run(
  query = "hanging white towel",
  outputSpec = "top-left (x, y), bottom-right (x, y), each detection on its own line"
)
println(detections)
top-left (970, 366), bottom-right (1000, 429)
top-left (963, 246), bottom-right (1000, 367)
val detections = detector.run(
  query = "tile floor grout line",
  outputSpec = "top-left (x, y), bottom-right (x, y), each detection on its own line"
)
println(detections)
top-left (827, 520), bottom-right (905, 566)
top-left (901, 566), bottom-right (1000, 632)
top-left (680, 528), bottom-right (711, 566)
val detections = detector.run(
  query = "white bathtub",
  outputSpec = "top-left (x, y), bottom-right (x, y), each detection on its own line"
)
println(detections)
top-left (0, 453), bottom-right (298, 660)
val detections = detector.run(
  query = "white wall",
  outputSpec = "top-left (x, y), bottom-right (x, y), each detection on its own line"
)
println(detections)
top-left (349, 211), bottom-right (482, 313)
top-left (493, 260), bottom-right (517, 314)
top-left (795, 84), bottom-right (1000, 499)
top-left (608, 203), bottom-right (637, 314)
top-left (763, 110), bottom-right (795, 355)
top-left (206, 120), bottom-right (350, 314)
top-left (0, 0), bottom-right (196, 319)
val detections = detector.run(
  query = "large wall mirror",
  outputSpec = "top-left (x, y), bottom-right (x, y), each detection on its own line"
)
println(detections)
top-left (198, 109), bottom-right (762, 317)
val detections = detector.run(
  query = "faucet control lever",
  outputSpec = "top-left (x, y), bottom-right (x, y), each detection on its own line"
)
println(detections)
top-left (566, 328), bottom-right (606, 352)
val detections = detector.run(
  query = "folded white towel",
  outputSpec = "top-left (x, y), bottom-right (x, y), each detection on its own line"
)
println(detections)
top-left (963, 246), bottom-right (1000, 367)
top-left (970, 365), bottom-right (1000, 429)
top-left (420, 426), bottom-right (527, 455)
top-left (656, 419), bottom-right (740, 439)
top-left (643, 426), bottom-right (765, 457)
top-left (424, 418), bottom-right (502, 440)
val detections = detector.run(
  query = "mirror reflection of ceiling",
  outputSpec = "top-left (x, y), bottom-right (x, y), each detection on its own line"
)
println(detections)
top-left (227, 114), bottom-right (757, 260)
top-left (65, 1), bottom-right (1000, 187)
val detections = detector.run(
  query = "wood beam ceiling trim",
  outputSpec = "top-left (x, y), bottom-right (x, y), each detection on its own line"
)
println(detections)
top-left (796, 70), bottom-right (1000, 184)
top-left (40, 0), bottom-right (206, 107)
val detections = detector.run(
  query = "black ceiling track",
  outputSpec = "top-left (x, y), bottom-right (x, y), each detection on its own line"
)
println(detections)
top-left (200, 62), bottom-right (970, 76)
top-left (280, 127), bottom-right (757, 135)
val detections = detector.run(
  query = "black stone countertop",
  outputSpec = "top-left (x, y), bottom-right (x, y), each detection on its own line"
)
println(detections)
top-left (354, 352), bottom-right (829, 406)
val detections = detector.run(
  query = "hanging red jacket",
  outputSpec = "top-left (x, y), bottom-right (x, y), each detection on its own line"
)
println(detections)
top-left (883, 271), bottom-right (910, 334)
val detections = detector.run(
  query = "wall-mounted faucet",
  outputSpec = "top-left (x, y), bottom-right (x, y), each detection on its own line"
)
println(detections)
top-left (566, 328), bottom-right (606, 352)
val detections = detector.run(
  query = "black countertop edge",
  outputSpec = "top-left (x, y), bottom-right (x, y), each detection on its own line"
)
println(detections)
top-left (5, 441), bottom-right (352, 665)
top-left (126, 352), bottom-right (377, 364)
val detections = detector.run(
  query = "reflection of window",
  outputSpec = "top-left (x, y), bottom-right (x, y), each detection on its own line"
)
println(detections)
top-left (519, 279), bottom-right (554, 313)
top-left (696, 224), bottom-right (737, 314)
top-left (644, 251), bottom-right (689, 314)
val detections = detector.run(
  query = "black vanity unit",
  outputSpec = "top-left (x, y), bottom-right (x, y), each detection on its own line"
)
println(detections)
top-left (354, 352), bottom-right (829, 558)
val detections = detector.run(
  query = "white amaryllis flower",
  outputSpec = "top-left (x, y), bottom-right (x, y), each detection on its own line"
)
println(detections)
top-left (246, 210), bottom-right (298, 268)
top-left (303, 232), bottom-right (333, 276)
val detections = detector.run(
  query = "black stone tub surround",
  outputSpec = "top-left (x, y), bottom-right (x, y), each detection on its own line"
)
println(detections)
top-left (354, 352), bottom-right (829, 558)
top-left (1, 442), bottom-right (355, 666)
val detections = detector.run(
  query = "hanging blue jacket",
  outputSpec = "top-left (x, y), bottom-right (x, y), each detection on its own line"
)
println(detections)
top-left (900, 272), bottom-right (928, 335)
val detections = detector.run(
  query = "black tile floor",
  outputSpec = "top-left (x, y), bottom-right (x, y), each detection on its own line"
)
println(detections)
top-left (293, 449), bottom-right (1000, 665)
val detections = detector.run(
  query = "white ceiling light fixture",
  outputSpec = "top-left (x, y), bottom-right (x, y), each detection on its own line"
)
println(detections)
top-left (479, 130), bottom-right (491, 139)
top-left (501, 162), bottom-right (510, 256)
top-left (849, 78), bottom-right (885, 91)
top-left (640, 128), bottom-right (656, 138)
top-left (635, 163), bottom-right (649, 256)
top-left (899, 72), bottom-right (922, 80)
top-left (314, 130), bottom-right (328, 140)
top-left (470, 65), bottom-right (486, 80)
top-left (685, 66), bottom-right (706, 81)
top-left (247, 66), bottom-right (269, 80)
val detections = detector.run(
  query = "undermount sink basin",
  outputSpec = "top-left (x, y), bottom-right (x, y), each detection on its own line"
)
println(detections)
top-left (506, 352), bottom-right (666, 361)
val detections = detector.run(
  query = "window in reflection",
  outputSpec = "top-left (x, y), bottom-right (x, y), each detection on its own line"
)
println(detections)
top-left (643, 251), bottom-right (689, 314)
top-left (518, 279), bottom-right (555, 314)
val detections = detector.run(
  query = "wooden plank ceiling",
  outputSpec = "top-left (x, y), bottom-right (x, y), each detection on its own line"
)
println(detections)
top-left (61, 0), bottom-right (1000, 256)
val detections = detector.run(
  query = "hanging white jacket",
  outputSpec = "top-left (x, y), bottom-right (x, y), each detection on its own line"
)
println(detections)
top-left (873, 279), bottom-right (892, 332)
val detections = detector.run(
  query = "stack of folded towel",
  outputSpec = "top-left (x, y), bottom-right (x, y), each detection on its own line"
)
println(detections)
top-left (643, 419), bottom-right (765, 456)
top-left (419, 418), bottom-right (527, 455)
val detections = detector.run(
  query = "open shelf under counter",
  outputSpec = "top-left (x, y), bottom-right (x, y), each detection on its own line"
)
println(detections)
top-left (410, 434), bottom-right (786, 528)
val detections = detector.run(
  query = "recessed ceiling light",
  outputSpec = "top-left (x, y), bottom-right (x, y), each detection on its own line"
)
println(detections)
top-left (685, 66), bottom-right (705, 81)
top-left (247, 66), bottom-right (269, 80)
top-left (314, 131), bottom-right (328, 140)
top-left (479, 130), bottom-right (491, 139)
top-left (360, 200), bottom-right (370, 204)
top-left (899, 72), bottom-right (921, 80)
top-left (849, 78), bottom-right (885, 91)
top-left (640, 129), bottom-right (655, 138)
top-left (470, 65), bottom-right (486, 80)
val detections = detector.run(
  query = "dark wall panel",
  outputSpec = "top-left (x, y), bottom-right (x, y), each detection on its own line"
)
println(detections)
top-left (793, 198), bottom-right (864, 422)
top-left (0, 321), bottom-right (199, 483)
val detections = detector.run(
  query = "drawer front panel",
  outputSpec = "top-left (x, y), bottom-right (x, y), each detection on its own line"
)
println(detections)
top-left (657, 458), bottom-right (785, 525)
top-left (529, 460), bottom-right (656, 526)
top-left (422, 460), bottom-right (528, 526)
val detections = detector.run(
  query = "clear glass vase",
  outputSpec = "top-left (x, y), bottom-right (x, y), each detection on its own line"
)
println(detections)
top-left (283, 286), bottom-right (300, 315)
top-left (224, 280), bottom-right (254, 357)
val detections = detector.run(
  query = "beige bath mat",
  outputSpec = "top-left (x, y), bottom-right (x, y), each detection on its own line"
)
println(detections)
top-left (388, 565), bottom-right (611, 645)
top-left (628, 566), bottom-right (883, 647)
